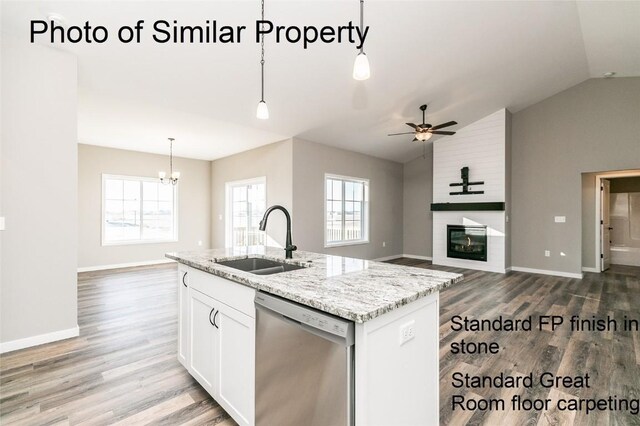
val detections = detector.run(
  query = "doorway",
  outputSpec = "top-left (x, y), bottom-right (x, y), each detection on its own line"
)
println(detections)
top-left (595, 171), bottom-right (640, 271)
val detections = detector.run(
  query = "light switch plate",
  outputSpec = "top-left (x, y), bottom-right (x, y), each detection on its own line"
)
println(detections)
top-left (554, 216), bottom-right (566, 223)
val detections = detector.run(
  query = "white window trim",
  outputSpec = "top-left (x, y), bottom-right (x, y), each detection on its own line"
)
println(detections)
top-left (225, 176), bottom-right (267, 248)
top-left (101, 173), bottom-right (179, 246)
top-left (324, 173), bottom-right (370, 248)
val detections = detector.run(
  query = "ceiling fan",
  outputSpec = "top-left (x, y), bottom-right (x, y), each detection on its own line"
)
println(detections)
top-left (388, 104), bottom-right (457, 142)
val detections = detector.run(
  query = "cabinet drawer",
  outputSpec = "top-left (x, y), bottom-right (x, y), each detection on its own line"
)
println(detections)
top-left (188, 267), bottom-right (256, 318)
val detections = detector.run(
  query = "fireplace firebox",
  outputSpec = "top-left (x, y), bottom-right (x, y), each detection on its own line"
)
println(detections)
top-left (447, 225), bottom-right (487, 261)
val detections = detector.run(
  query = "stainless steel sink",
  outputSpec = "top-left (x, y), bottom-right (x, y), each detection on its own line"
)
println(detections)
top-left (216, 257), bottom-right (306, 275)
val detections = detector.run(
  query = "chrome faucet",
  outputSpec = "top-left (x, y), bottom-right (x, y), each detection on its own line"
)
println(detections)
top-left (258, 205), bottom-right (297, 259)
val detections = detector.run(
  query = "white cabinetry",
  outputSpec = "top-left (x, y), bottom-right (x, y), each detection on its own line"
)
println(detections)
top-left (177, 265), bottom-right (189, 367)
top-left (181, 266), bottom-right (255, 426)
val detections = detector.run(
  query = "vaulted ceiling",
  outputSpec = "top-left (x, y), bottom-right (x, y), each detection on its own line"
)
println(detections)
top-left (3, 1), bottom-right (639, 163)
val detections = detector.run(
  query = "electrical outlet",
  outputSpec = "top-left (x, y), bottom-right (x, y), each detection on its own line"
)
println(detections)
top-left (198, 240), bottom-right (203, 246)
top-left (545, 250), bottom-right (551, 257)
top-left (399, 320), bottom-right (416, 346)
top-left (0, 217), bottom-right (5, 231)
top-left (382, 241), bottom-right (386, 247)
top-left (554, 216), bottom-right (566, 223)
top-left (218, 214), bottom-right (223, 221)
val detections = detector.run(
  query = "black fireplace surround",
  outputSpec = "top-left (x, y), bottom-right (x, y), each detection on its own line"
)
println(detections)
top-left (447, 225), bottom-right (487, 262)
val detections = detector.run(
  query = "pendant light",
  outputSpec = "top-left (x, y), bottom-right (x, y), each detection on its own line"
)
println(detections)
top-left (256, 0), bottom-right (269, 119)
top-left (353, 0), bottom-right (370, 80)
top-left (159, 138), bottom-right (180, 185)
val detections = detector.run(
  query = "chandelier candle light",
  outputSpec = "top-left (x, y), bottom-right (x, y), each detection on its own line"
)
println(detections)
top-left (159, 137), bottom-right (180, 185)
top-left (353, 0), bottom-right (370, 80)
top-left (256, 0), bottom-right (269, 119)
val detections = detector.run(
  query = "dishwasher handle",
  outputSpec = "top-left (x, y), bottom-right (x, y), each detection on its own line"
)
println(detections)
top-left (255, 292), bottom-right (354, 346)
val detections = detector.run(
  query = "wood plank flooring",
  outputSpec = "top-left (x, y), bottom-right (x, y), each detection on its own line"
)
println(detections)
top-left (388, 258), bottom-right (640, 426)
top-left (1, 261), bottom-right (638, 425)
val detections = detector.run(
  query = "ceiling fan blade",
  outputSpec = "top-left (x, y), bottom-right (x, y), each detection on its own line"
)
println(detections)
top-left (412, 137), bottom-right (418, 142)
top-left (430, 121), bottom-right (458, 130)
top-left (405, 123), bottom-right (420, 130)
top-left (388, 132), bottom-right (416, 136)
top-left (429, 130), bottom-right (456, 135)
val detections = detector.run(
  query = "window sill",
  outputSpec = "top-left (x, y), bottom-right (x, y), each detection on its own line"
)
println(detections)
top-left (324, 239), bottom-right (369, 248)
top-left (102, 239), bottom-right (178, 247)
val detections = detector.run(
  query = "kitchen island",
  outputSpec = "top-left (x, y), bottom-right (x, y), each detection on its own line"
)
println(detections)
top-left (167, 246), bottom-right (463, 426)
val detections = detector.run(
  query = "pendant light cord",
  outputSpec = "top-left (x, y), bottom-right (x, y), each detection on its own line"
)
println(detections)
top-left (260, 0), bottom-right (265, 102)
top-left (359, 0), bottom-right (364, 54)
top-left (169, 138), bottom-right (174, 175)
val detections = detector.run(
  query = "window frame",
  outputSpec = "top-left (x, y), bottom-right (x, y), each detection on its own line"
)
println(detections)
top-left (324, 173), bottom-right (370, 248)
top-left (225, 176), bottom-right (267, 248)
top-left (101, 174), bottom-right (179, 246)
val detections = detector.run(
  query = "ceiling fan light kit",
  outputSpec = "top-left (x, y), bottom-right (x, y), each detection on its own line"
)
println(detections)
top-left (388, 104), bottom-right (458, 143)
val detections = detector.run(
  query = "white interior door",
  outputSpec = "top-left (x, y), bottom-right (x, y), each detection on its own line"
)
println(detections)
top-left (601, 179), bottom-right (611, 271)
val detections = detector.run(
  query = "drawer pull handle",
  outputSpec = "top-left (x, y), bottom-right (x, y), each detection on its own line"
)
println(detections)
top-left (182, 271), bottom-right (188, 287)
top-left (209, 308), bottom-right (216, 327)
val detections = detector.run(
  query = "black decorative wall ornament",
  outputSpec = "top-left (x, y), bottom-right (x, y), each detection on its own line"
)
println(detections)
top-left (449, 166), bottom-right (484, 195)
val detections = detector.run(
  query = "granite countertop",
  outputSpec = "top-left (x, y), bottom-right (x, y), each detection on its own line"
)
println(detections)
top-left (166, 246), bottom-right (463, 323)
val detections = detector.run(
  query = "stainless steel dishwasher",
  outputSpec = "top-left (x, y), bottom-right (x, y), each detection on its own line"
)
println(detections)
top-left (255, 291), bottom-right (355, 426)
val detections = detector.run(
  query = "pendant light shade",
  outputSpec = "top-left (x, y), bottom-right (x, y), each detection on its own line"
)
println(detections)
top-left (353, 0), bottom-right (370, 81)
top-left (256, 100), bottom-right (269, 120)
top-left (353, 52), bottom-right (370, 81)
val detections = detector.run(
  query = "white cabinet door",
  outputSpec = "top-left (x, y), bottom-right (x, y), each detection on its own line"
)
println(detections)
top-left (216, 303), bottom-right (255, 426)
top-left (189, 289), bottom-right (219, 397)
top-left (177, 266), bottom-right (189, 367)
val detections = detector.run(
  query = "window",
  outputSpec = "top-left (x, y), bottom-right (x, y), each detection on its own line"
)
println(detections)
top-left (325, 174), bottom-right (369, 247)
top-left (102, 175), bottom-right (177, 245)
top-left (226, 177), bottom-right (266, 248)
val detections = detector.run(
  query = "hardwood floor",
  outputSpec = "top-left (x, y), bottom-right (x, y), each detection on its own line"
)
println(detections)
top-left (1, 264), bottom-right (237, 426)
top-left (388, 258), bottom-right (640, 426)
top-left (1, 261), bottom-right (638, 425)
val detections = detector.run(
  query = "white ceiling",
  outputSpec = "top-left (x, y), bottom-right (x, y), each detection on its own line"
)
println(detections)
top-left (3, 1), bottom-right (639, 163)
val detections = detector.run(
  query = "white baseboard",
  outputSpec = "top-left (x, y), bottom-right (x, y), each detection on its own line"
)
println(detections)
top-left (402, 254), bottom-right (433, 261)
top-left (511, 266), bottom-right (583, 279)
top-left (372, 254), bottom-right (434, 262)
top-left (372, 254), bottom-right (404, 262)
top-left (0, 325), bottom-right (79, 354)
top-left (582, 267), bottom-right (600, 273)
top-left (77, 258), bottom-right (175, 273)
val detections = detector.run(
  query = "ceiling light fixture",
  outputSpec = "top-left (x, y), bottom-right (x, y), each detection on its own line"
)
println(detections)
top-left (352, 0), bottom-right (370, 80)
top-left (159, 138), bottom-right (180, 185)
top-left (415, 132), bottom-right (433, 142)
top-left (256, 0), bottom-right (269, 119)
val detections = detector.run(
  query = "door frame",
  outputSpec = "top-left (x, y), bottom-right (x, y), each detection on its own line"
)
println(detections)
top-left (594, 170), bottom-right (640, 272)
top-left (224, 176), bottom-right (267, 248)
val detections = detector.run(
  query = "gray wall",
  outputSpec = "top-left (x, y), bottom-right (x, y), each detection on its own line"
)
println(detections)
top-left (211, 139), bottom-right (293, 248)
top-left (512, 77), bottom-right (640, 275)
top-left (292, 138), bottom-right (404, 260)
top-left (78, 144), bottom-right (212, 268)
top-left (611, 176), bottom-right (640, 193)
top-left (402, 148), bottom-right (433, 258)
top-left (1, 37), bottom-right (78, 346)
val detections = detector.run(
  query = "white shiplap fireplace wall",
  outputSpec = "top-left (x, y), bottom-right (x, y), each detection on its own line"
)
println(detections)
top-left (432, 109), bottom-right (511, 273)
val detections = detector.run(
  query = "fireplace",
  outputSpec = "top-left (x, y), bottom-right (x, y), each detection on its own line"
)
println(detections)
top-left (447, 225), bottom-right (487, 261)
